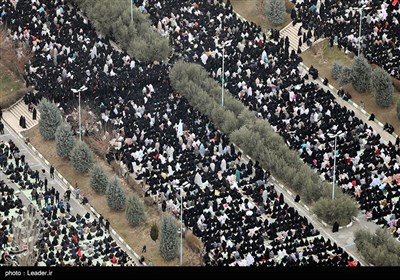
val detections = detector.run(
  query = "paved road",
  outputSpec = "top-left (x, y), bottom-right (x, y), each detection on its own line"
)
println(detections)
top-left (0, 120), bottom-right (142, 265)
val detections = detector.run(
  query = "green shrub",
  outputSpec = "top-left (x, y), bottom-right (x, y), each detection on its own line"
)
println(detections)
top-left (355, 228), bottom-right (400, 266)
top-left (106, 177), bottom-right (126, 211)
top-left (90, 164), bottom-right (108, 194)
top-left (331, 62), bottom-right (344, 80)
top-left (237, 109), bottom-right (255, 127)
top-left (55, 122), bottom-right (75, 159)
top-left (338, 66), bottom-right (353, 86)
top-left (159, 214), bottom-right (178, 261)
top-left (351, 55), bottom-right (372, 93)
top-left (70, 141), bottom-right (94, 173)
top-left (313, 195), bottom-right (358, 225)
top-left (372, 67), bottom-right (393, 107)
top-left (265, 0), bottom-right (286, 26)
top-left (126, 193), bottom-right (146, 227)
top-left (220, 110), bottom-right (240, 135)
top-left (224, 97), bottom-right (245, 117)
top-left (71, 0), bottom-right (170, 62)
top-left (38, 99), bottom-right (62, 140)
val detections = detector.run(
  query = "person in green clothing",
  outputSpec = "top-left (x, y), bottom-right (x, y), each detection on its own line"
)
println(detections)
top-left (235, 167), bottom-right (240, 183)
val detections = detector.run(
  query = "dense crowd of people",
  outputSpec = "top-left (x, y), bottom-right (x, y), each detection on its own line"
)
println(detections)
top-left (292, 0), bottom-right (400, 79)
top-left (0, 0), bottom-right (369, 266)
top-left (138, 0), bottom-right (400, 243)
top-left (0, 139), bottom-right (135, 266)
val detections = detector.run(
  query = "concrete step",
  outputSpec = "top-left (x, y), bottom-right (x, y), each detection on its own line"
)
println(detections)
top-left (6, 100), bottom-right (40, 132)
top-left (280, 21), bottom-right (324, 53)
top-left (9, 105), bottom-right (35, 128)
top-left (9, 105), bottom-right (36, 129)
top-left (2, 111), bottom-right (24, 133)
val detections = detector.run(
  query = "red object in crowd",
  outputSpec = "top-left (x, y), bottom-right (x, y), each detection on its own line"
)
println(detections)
top-left (112, 255), bottom-right (117, 264)
top-left (73, 234), bottom-right (78, 243)
top-left (77, 248), bottom-right (82, 257)
top-left (348, 260), bottom-right (357, 267)
top-left (393, 0), bottom-right (398, 6)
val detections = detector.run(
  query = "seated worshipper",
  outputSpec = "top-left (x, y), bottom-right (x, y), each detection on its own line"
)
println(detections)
top-left (384, 123), bottom-right (394, 134)
top-left (309, 65), bottom-right (319, 79)
top-left (368, 113), bottom-right (375, 121)
top-left (337, 88), bottom-right (351, 101)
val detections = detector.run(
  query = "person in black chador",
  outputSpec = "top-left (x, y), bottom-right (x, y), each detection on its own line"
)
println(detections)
top-left (32, 107), bottom-right (37, 120)
top-left (332, 221), bottom-right (339, 233)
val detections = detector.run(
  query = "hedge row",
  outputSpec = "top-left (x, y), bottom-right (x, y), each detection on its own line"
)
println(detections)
top-left (355, 228), bottom-right (400, 266)
top-left (69, 0), bottom-right (170, 62)
top-left (170, 61), bottom-right (357, 225)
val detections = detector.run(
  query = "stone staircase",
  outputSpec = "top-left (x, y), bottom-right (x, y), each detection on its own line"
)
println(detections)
top-left (280, 21), bottom-right (325, 53)
top-left (2, 99), bottom-right (40, 133)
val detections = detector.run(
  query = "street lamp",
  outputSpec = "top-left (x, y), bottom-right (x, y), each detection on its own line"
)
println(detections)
top-left (71, 85), bottom-right (88, 141)
top-left (177, 182), bottom-right (189, 266)
top-left (327, 130), bottom-right (345, 200)
top-left (358, 5), bottom-right (372, 56)
top-left (130, 0), bottom-right (133, 23)
top-left (217, 40), bottom-right (232, 108)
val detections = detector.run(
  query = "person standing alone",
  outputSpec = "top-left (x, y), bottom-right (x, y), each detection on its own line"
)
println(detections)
top-left (50, 165), bottom-right (54, 179)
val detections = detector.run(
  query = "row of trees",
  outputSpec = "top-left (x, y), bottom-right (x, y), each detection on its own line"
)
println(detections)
top-left (170, 61), bottom-right (358, 225)
top-left (37, 98), bottom-right (179, 261)
top-left (331, 56), bottom-right (394, 108)
top-left (354, 228), bottom-right (400, 266)
top-left (69, 0), bottom-right (170, 62)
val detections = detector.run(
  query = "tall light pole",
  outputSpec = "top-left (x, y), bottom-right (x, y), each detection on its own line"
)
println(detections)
top-left (71, 85), bottom-right (88, 141)
top-left (130, 0), bottom-right (133, 23)
top-left (180, 187), bottom-right (183, 266)
top-left (358, 6), bottom-right (372, 56)
top-left (178, 182), bottom-right (189, 266)
top-left (221, 45), bottom-right (225, 108)
top-left (327, 130), bottom-right (345, 200)
top-left (218, 40), bottom-right (232, 108)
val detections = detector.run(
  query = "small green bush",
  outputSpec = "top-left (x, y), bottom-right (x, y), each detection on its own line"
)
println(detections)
top-left (106, 177), bottom-right (126, 211)
top-left (265, 0), bottom-right (286, 26)
top-left (126, 193), bottom-right (146, 227)
top-left (38, 99), bottom-right (62, 140)
top-left (355, 228), bottom-right (400, 266)
top-left (331, 62), bottom-right (344, 80)
top-left (90, 164), bottom-right (108, 194)
top-left (159, 214), bottom-right (179, 261)
top-left (351, 55), bottom-right (372, 93)
top-left (313, 195), bottom-right (358, 225)
top-left (55, 122), bottom-right (75, 159)
top-left (372, 67), bottom-right (393, 108)
top-left (70, 141), bottom-right (94, 173)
